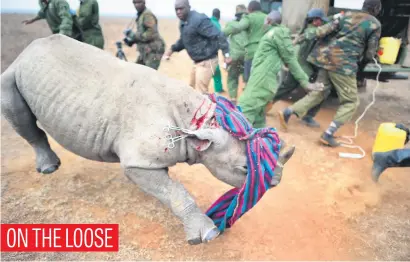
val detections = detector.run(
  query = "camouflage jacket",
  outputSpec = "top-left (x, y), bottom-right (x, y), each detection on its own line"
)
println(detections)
top-left (222, 11), bottom-right (268, 60)
top-left (36, 0), bottom-right (73, 36)
top-left (294, 24), bottom-right (322, 75)
top-left (297, 11), bottom-right (381, 76)
top-left (132, 8), bottom-right (165, 54)
top-left (77, 0), bottom-right (104, 42)
top-left (224, 20), bottom-right (247, 60)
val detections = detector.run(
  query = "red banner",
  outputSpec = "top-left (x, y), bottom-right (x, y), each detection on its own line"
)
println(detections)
top-left (0, 224), bottom-right (119, 252)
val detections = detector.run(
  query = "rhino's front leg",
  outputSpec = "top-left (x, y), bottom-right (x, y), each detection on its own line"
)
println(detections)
top-left (124, 167), bottom-right (220, 245)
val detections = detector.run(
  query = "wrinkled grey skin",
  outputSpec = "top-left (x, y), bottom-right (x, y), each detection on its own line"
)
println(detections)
top-left (1, 34), bottom-right (295, 245)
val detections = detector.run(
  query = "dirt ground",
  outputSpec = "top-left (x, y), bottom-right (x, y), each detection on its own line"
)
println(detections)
top-left (1, 14), bottom-right (410, 261)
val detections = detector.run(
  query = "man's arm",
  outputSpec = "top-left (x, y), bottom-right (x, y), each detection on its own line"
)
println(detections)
top-left (295, 20), bottom-right (340, 44)
top-left (134, 13), bottom-right (158, 43)
top-left (197, 17), bottom-right (229, 56)
top-left (222, 15), bottom-right (250, 36)
top-left (364, 25), bottom-right (382, 62)
top-left (56, 0), bottom-right (73, 36)
top-left (23, 9), bottom-right (45, 24)
top-left (275, 29), bottom-right (309, 88)
top-left (171, 37), bottom-right (185, 52)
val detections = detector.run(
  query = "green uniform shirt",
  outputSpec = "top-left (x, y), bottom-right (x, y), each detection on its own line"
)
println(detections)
top-left (222, 11), bottom-right (268, 60)
top-left (36, 0), bottom-right (73, 36)
top-left (247, 24), bottom-right (309, 96)
top-left (132, 8), bottom-right (165, 56)
top-left (224, 20), bottom-right (248, 60)
top-left (77, 0), bottom-right (104, 49)
top-left (298, 11), bottom-right (382, 76)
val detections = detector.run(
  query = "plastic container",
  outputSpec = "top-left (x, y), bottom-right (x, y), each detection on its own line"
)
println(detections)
top-left (372, 123), bottom-right (407, 155)
top-left (378, 37), bottom-right (402, 65)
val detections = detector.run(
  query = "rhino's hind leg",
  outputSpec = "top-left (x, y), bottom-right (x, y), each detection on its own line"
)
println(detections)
top-left (124, 167), bottom-right (220, 245)
top-left (1, 70), bottom-right (61, 174)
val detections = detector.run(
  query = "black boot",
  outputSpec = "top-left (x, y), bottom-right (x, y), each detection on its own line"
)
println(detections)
top-left (372, 149), bottom-right (410, 182)
top-left (320, 121), bottom-right (341, 147)
top-left (301, 115), bottom-right (320, 128)
top-left (277, 108), bottom-right (293, 130)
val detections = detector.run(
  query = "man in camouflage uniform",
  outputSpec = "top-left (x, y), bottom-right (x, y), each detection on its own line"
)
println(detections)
top-left (222, 1), bottom-right (268, 85)
top-left (23, 0), bottom-right (74, 37)
top-left (123, 0), bottom-right (165, 70)
top-left (278, 0), bottom-right (382, 147)
top-left (238, 11), bottom-right (326, 128)
top-left (76, 0), bottom-right (105, 49)
top-left (224, 5), bottom-right (248, 104)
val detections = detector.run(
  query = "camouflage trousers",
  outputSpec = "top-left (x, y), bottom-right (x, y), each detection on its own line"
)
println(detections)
top-left (136, 52), bottom-right (164, 70)
top-left (290, 69), bottom-right (359, 125)
top-left (227, 57), bottom-right (244, 101)
top-left (136, 43), bottom-right (165, 70)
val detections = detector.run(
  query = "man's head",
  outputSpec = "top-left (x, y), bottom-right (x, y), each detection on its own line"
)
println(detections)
top-left (212, 8), bottom-right (220, 20)
top-left (264, 10), bottom-right (282, 26)
top-left (306, 8), bottom-right (328, 27)
top-left (248, 1), bottom-right (262, 13)
top-left (362, 0), bottom-right (382, 16)
top-left (133, 0), bottom-right (145, 13)
top-left (175, 0), bottom-right (191, 21)
top-left (235, 4), bottom-right (247, 21)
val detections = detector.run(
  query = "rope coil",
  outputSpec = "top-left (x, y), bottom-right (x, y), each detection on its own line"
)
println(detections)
top-left (338, 57), bottom-right (383, 159)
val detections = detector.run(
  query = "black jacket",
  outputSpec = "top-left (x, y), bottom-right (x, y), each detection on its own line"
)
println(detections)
top-left (171, 11), bottom-right (229, 63)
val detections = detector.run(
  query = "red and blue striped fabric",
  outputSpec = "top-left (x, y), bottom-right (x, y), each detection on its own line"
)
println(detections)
top-left (206, 93), bottom-right (282, 233)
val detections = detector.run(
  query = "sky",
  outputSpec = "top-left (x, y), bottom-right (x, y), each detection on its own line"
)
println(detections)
top-left (1, 0), bottom-right (365, 19)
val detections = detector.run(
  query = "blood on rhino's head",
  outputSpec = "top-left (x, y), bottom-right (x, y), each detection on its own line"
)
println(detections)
top-left (181, 127), bottom-right (295, 189)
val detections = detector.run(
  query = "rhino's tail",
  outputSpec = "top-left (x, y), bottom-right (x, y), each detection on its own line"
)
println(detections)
top-left (1, 67), bottom-right (61, 174)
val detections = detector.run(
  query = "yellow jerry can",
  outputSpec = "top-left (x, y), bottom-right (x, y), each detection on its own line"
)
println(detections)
top-left (378, 37), bottom-right (402, 65)
top-left (372, 123), bottom-right (407, 155)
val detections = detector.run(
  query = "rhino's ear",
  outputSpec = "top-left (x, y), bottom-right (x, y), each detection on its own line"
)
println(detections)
top-left (181, 128), bottom-right (226, 152)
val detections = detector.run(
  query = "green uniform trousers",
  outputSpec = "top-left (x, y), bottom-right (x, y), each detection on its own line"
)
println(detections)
top-left (290, 69), bottom-right (359, 124)
top-left (227, 57), bottom-right (244, 101)
top-left (238, 74), bottom-right (277, 128)
top-left (212, 65), bottom-right (223, 93)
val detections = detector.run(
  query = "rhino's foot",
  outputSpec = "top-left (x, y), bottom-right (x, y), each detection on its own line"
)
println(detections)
top-left (35, 150), bottom-right (61, 175)
top-left (185, 213), bottom-right (220, 245)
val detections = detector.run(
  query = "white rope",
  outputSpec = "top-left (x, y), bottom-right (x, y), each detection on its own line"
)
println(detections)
top-left (338, 57), bottom-right (383, 159)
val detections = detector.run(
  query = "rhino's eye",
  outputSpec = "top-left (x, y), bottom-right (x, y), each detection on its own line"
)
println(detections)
top-left (235, 166), bottom-right (247, 174)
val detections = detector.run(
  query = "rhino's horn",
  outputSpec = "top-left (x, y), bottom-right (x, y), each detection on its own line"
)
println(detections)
top-left (270, 145), bottom-right (296, 187)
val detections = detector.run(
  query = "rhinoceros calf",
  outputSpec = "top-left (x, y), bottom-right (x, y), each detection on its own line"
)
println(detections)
top-left (1, 34), bottom-right (294, 245)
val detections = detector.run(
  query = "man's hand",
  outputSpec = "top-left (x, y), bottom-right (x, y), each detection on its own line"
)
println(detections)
top-left (123, 37), bottom-right (134, 47)
top-left (22, 19), bottom-right (34, 25)
top-left (306, 82), bottom-right (325, 92)
top-left (224, 57), bottom-right (232, 65)
top-left (163, 49), bottom-right (173, 60)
